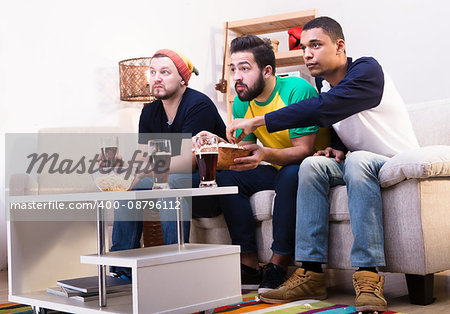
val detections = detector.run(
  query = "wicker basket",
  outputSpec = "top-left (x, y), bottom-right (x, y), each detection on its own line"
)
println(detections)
top-left (119, 57), bottom-right (155, 102)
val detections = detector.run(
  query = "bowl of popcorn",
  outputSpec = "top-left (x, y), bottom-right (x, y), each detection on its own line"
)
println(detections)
top-left (92, 168), bottom-right (136, 191)
top-left (217, 142), bottom-right (251, 170)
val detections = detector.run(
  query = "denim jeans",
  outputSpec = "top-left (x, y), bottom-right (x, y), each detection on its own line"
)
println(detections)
top-left (295, 151), bottom-right (389, 267)
top-left (110, 172), bottom-right (199, 276)
top-left (216, 164), bottom-right (300, 256)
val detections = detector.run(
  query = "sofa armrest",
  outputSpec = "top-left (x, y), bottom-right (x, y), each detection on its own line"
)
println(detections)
top-left (379, 145), bottom-right (450, 188)
top-left (9, 173), bottom-right (38, 196)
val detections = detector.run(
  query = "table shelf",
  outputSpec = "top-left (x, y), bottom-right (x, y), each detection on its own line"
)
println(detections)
top-left (81, 243), bottom-right (241, 313)
top-left (8, 186), bottom-right (238, 203)
top-left (81, 243), bottom-right (239, 268)
top-left (10, 291), bottom-right (132, 314)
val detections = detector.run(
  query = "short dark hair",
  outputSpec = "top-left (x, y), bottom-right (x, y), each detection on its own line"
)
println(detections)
top-left (230, 34), bottom-right (276, 75)
top-left (303, 16), bottom-right (345, 42)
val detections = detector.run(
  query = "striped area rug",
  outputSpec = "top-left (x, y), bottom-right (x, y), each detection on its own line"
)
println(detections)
top-left (0, 303), bottom-right (32, 314)
top-left (0, 303), bottom-right (68, 314)
top-left (1, 297), bottom-right (407, 314)
top-left (206, 292), bottom-right (406, 313)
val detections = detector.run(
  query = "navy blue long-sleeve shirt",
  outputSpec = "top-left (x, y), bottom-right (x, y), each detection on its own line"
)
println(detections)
top-left (265, 57), bottom-right (384, 132)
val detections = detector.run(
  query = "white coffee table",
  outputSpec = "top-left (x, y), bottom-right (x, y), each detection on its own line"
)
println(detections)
top-left (7, 186), bottom-right (241, 314)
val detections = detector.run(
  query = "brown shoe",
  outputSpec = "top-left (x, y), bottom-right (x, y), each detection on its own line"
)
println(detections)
top-left (260, 268), bottom-right (327, 304)
top-left (353, 271), bottom-right (388, 312)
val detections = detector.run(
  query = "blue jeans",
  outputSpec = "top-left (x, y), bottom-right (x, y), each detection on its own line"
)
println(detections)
top-left (295, 151), bottom-right (389, 267)
top-left (110, 173), bottom-right (200, 275)
top-left (216, 164), bottom-right (299, 255)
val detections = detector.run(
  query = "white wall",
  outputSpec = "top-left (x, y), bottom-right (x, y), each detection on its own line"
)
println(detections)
top-left (1, 0), bottom-right (449, 269)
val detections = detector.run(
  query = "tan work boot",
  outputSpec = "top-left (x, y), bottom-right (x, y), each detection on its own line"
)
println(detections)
top-left (260, 268), bottom-right (327, 304)
top-left (353, 270), bottom-right (387, 312)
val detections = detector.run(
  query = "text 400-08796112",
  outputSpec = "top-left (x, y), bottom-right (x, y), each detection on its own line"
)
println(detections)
top-left (96, 200), bottom-right (182, 211)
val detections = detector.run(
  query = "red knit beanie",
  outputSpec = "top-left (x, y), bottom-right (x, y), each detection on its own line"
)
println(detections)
top-left (152, 49), bottom-right (199, 86)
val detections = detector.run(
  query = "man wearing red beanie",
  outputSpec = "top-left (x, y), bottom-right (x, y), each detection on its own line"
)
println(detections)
top-left (152, 49), bottom-right (200, 87)
top-left (110, 49), bottom-right (225, 280)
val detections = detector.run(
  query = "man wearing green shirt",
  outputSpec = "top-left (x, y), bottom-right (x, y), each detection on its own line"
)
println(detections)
top-left (216, 34), bottom-right (328, 293)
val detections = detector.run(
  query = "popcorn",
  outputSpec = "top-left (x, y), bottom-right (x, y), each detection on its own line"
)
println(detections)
top-left (95, 173), bottom-right (135, 191)
top-left (218, 142), bottom-right (246, 149)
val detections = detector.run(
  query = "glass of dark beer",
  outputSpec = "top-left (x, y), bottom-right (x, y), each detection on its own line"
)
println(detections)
top-left (195, 135), bottom-right (218, 188)
top-left (148, 139), bottom-right (172, 189)
top-left (100, 136), bottom-right (119, 167)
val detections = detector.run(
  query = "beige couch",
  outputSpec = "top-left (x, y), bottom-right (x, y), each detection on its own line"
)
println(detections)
top-left (190, 99), bottom-right (450, 305)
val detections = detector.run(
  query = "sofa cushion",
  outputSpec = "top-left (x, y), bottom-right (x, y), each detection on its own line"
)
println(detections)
top-left (250, 190), bottom-right (275, 221)
top-left (379, 145), bottom-right (450, 188)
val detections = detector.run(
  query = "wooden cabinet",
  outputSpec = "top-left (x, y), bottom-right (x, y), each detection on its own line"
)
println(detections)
top-left (220, 9), bottom-right (317, 123)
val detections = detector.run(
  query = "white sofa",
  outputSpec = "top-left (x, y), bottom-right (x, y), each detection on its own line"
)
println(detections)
top-left (190, 99), bottom-right (450, 305)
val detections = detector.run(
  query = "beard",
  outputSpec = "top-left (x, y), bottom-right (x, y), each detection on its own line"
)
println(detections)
top-left (235, 72), bottom-right (265, 102)
top-left (152, 86), bottom-right (178, 100)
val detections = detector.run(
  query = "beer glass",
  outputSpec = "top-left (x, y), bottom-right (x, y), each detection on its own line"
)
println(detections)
top-left (194, 135), bottom-right (218, 188)
top-left (148, 139), bottom-right (172, 189)
top-left (100, 136), bottom-right (119, 167)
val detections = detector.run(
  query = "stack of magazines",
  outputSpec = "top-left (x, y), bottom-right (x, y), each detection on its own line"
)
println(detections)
top-left (46, 276), bottom-right (132, 302)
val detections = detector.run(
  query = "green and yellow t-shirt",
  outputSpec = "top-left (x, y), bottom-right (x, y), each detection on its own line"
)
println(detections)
top-left (233, 76), bottom-right (330, 168)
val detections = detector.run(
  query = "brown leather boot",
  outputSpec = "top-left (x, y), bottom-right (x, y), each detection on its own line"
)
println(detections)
top-left (260, 268), bottom-right (327, 304)
top-left (353, 270), bottom-right (388, 312)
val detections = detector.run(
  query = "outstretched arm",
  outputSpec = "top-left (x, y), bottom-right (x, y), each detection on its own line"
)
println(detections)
top-left (265, 57), bottom-right (384, 133)
top-left (227, 58), bottom-right (385, 138)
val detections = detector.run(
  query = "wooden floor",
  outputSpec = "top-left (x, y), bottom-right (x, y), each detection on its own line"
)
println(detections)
top-left (1, 269), bottom-right (449, 313)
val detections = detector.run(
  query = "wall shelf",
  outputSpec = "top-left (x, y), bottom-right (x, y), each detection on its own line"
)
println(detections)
top-left (275, 50), bottom-right (305, 67)
top-left (227, 9), bottom-right (317, 35)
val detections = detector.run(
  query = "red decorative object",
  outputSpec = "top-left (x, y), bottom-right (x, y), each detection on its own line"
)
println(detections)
top-left (288, 26), bottom-right (303, 50)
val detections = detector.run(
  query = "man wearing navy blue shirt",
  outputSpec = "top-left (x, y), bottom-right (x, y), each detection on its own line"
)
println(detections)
top-left (110, 49), bottom-right (226, 279)
top-left (227, 17), bottom-right (418, 312)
